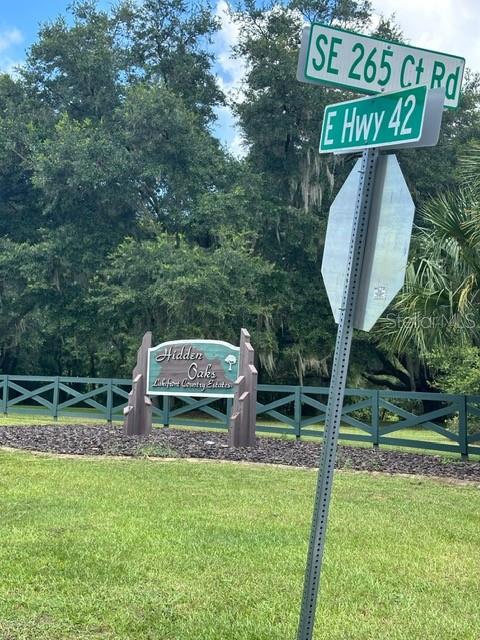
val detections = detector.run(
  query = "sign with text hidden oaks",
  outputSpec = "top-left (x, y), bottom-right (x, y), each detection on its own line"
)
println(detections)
top-left (147, 340), bottom-right (240, 398)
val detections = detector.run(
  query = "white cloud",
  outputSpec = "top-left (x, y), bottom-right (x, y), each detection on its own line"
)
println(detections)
top-left (0, 57), bottom-right (23, 76)
top-left (0, 27), bottom-right (23, 53)
top-left (372, 0), bottom-right (479, 74)
top-left (212, 1), bottom-right (248, 155)
top-left (0, 27), bottom-right (24, 76)
top-left (214, 0), bottom-right (246, 97)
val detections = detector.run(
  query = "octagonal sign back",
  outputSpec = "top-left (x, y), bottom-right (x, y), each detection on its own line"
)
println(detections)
top-left (321, 154), bottom-right (415, 331)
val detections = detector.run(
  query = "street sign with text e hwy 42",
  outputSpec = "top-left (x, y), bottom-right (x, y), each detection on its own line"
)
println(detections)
top-left (319, 85), bottom-right (434, 153)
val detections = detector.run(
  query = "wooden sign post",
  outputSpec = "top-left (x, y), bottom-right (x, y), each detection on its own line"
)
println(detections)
top-left (123, 331), bottom-right (153, 436)
top-left (228, 329), bottom-right (258, 447)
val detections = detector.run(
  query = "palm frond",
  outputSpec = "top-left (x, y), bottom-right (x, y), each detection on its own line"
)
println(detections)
top-left (459, 142), bottom-right (480, 192)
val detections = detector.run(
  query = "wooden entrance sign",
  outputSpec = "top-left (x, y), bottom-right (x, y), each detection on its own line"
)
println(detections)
top-left (124, 328), bottom-right (257, 447)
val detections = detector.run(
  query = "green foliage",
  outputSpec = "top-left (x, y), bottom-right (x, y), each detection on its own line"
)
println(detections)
top-left (91, 232), bottom-right (275, 376)
top-left (226, 1), bottom-right (381, 382)
top-left (0, 239), bottom-right (37, 371)
top-left (428, 346), bottom-right (480, 395)
top-left (1, 0), bottom-right (480, 391)
top-left (0, 0), bottom-right (231, 376)
top-left (378, 174), bottom-right (480, 359)
top-left (119, 0), bottom-right (224, 123)
top-left (119, 82), bottom-right (225, 234)
top-left (373, 98), bottom-right (480, 393)
top-left (24, 1), bottom-right (124, 121)
top-left (31, 115), bottom-right (135, 227)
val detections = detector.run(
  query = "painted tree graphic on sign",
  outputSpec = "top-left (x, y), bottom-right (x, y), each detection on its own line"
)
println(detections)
top-left (225, 355), bottom-right (237, 371)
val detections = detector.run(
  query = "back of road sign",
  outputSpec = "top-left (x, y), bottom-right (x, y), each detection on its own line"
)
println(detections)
top-left (321, 154), bottom-right (415, 331)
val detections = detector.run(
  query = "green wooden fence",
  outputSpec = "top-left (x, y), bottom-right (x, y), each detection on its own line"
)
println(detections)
top-left (1, 375), bottom-right (479, 459)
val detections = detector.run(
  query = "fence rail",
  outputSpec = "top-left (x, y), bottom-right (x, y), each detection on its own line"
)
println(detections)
top-left (1, 375), bottom-right (479, 459)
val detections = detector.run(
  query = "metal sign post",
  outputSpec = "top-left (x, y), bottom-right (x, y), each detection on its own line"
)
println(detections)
top-left (293, 17), bottom-right (463, 640)
top-left (297, 147), bottom-right (379, 640)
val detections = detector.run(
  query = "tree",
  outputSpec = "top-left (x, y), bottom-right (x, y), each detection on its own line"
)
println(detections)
top-left (0, 74), bottom-right (45, 242)
top-left (0, 0), bottom-right (231, 376)
top-left (230, 3), bottom-right (480, 387)
top-left (91, 232), bottom-right (275, 376)
top-left (226, 1), bottom-right (379, 383)
top-left (378, 186), bottom-right (480, 356)
top-left (398, 71), bottom-right (480, 208)
top-left (372, 141), bottom-right (480, 394)
top-left (1, 0), bottom-right (479, 388)
top-left (23, 1), bottom-right (123, 122)
top-left (118, 0), bottom-right (224, 124)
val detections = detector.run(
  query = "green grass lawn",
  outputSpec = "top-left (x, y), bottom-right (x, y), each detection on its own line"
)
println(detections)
top-left (0, 450), bottom-right (479, 639)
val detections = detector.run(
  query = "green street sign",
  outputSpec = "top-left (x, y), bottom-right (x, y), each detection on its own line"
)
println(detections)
top-left (147, 339), bottom-right (240, 398)
top-left (319, 86), bottom-right (427, 154)
top-left (298, 23), bottom-right (465, 109)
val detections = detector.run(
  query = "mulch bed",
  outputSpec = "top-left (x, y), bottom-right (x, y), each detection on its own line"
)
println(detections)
top-left (1, 424), bottom-right (479, 482)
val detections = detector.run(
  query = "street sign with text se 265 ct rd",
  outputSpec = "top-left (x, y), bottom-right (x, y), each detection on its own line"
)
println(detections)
top-left (298, 23), bottom-right (464, 108)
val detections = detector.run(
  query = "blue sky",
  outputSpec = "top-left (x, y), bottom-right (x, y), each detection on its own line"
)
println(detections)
top-left (1, 0), bottom-right (479, 156)
top-left (0, 0), bottom-right (114, 66)
top-left (0, 0), bottom-right (242, 152)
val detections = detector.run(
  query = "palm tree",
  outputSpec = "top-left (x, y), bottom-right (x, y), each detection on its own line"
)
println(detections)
top-left (375, 143), bottom-right (480, 361)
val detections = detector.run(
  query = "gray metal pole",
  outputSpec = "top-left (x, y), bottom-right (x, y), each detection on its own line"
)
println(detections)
top-left (296, 148), bottom-right (379, 640)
